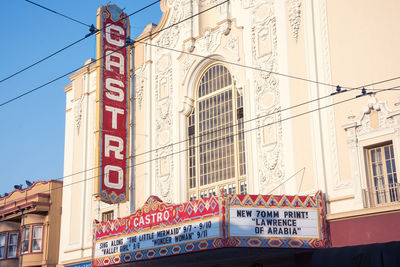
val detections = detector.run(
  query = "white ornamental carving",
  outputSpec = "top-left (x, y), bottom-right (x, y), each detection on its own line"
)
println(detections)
top-left (315, 0), bottom-right (341, 191)
top-left (224, 36), bottom-right (240, 61)
top-left (154, 61), bottom-right (174, 201)
top-left (241, 0), bottom-right (257, 9)
top-left (74, 96), bottom-right (84, 134)
top-left (197, 28), bottom-right (223, 55)
top-left (343, 95), bottom-right (400, 191)
top-left (184, 38), bottom-right (195, 53)
top-left (288, 0), bottom-right (301, 42)
top-left (134, 66), bottom-right (146, 110)
top-left (344, 95), bottom-right (398, 136)
top-left (250, 2), bottom-right (284, 193)
top-left (199, 0), bottom-right (223, 6)
top-left (155, 145), bottom-right (174, 203)
top-left (156, 1), bottom-right (184, 51)
top-left (156, 54), bottom-right (171, 73)
top-left (181, 55), bottom-right (195, 85)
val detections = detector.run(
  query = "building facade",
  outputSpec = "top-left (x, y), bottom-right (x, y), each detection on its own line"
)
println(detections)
top-left (0, 180), bottom-right (63, 267)
top-left (58, 0), bottom-right (400, 266)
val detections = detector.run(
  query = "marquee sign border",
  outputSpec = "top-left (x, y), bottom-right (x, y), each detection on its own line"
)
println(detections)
top-left (92, 192), bottom-right (329, 266)
top-left (225, 191), bottom-right (329, 249)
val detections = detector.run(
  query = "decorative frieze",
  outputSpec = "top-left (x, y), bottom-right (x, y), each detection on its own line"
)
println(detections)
top-left (224, 36), bottom-right (240, 61)
top-left (249, 2), bottom-right (284, 194)
top-left (73, 96), bottom-right (84, 135)
top-left (134, 66), bottom-right (146, 110)
top-left (344, 95), bottom-right (400, 191)
top-left (288, 0), bottom-right (301, 42)
top-left (197, 28), bottom-right (223, 55)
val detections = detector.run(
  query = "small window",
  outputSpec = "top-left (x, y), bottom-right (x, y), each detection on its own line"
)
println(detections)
top-left (32, 226), bottom-right (43, 252)
top-left (21, 228), bottom-right (30, 254)
top-left (0, 233), bottom-right (5, 259)
top-left (102, 210), bottom-right (114, 222)
top-left (366, 143), bottom-right (398, 206)
top-left (240, 181), bottom-right (247, 194)
top-left (7, 233), bottom-right (18, 258)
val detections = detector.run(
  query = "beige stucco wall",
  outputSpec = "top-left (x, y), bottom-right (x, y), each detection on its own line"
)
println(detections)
top-left (324, 0), bottom-right (400, 214)
top-left (59, 56), bottom-right (132, 265)
top-left (127, 0), bottom-right (400, 214)
top-left (59, 0), bottom-right (400, 264)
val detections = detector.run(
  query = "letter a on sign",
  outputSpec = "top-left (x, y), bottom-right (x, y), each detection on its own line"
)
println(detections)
top-left (95, 4), bottom-right (130, 203)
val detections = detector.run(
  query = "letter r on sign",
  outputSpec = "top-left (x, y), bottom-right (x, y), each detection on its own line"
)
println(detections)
top-left (105, 135), bottom-right (124, 159)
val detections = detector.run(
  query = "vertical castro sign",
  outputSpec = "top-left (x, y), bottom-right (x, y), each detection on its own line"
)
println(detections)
top-left (96, 5), bottom-right (130, 203)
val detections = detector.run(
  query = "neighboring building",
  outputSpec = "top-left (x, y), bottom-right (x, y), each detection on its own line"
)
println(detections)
top-left (0, 180), bottom-right (63, 267)
top-left (59, 0), bottom-right (400, 266)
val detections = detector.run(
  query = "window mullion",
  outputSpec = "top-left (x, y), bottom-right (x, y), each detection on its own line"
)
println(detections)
top-left (195, 104), bottom-right (200, 200)
top-left (367, 150), bottom-right (376, 206)
top-left (381, 145), bottom-right (390, 201)
top-left (232, 86), bottom-right (240, 194)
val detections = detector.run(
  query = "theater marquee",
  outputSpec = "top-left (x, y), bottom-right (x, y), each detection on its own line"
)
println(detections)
top-left (95, 4), bottom-right (130, 203)
top-left (227, 192), bottom-right (328, 248)
top-left (93, 196), bottom-right (222, 266)
top-left (92, 192), bottom-right (328, 266)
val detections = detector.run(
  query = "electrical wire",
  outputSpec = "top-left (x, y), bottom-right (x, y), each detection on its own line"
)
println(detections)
top-left (2, 25), bottom-right (400, 193)
top-left (1, 0), bottom-right (349, 105)
top-left (4, 0), bottom-right (392, 109)
top-left (0, 0), bottom-right (227, 105)
top-left (1, 0), bottom-right (400, 198)
top-left (133, 39), bottom-right (400, 93)
top-left (25, 0), bottom-right (91, 27)
top-left (0, 36), bottom-right (90, 85)
top-left (0, 0), bottom-right (161, 84)
top-left (134, 40), bottom-right (339, 90)
top-left (267, 167), bottom-right (306, 195)
top-left (1, 85), bottom-right (398, 202)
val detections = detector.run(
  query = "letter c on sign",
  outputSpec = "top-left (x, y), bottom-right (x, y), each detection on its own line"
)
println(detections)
top-left (104, 165), bottom-right (123, 189)
top-left (105, 24), bottom-right (125, 46)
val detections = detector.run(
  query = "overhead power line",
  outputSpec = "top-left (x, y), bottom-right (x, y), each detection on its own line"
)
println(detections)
top-left (1, 85), bottom-right (398, 202)
top-left (1, 0), bottom-right (344, 108)
top-left (0, 0), bottom-right (161, 84)
top-left (0, 0), bottom-right (226, 107)
top-left (25, 0), bottom-right (91, 27)
top-left (1, 0), bottom-right (400, 198)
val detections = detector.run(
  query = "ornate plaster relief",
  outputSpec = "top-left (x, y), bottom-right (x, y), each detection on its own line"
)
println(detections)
top-left (344, 96), bottom-right (400, 192)
top-left (288, 0), bottom-right (301, 42)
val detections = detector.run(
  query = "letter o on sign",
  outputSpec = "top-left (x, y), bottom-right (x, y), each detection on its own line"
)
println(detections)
top-left (104, 165), bottom-right (123, 189)
top-left (163, 211), bottom-right (169, 220)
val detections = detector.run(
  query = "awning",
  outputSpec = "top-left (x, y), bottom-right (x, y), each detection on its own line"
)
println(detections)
top-left (312, 241), bottom-right (400, 267)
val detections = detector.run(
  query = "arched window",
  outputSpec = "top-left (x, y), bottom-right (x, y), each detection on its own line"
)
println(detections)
top-left (187, 63), bottom-right (246, 200)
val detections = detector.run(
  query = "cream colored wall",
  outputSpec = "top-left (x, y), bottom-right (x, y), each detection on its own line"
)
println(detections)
top-left (59, 57), bottom-right (133, 265)
top-left (132, 0), bottom-right (316, 204)
top-left (60, 1), bottom-right (400, 263)
top-left (59, 65), bottom-right (97, 264)
top-left (285, 2), bottom-right (316, 194)
top-left (131, 0), bottom-right (400, 212)
top-left (59, 65), bottom-right (107, 265)
top-left (325, 0), bottom-right (400, 214)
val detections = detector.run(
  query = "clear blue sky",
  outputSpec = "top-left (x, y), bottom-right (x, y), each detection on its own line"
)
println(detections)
top-left (0, 1), bottom-right (162, 194)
